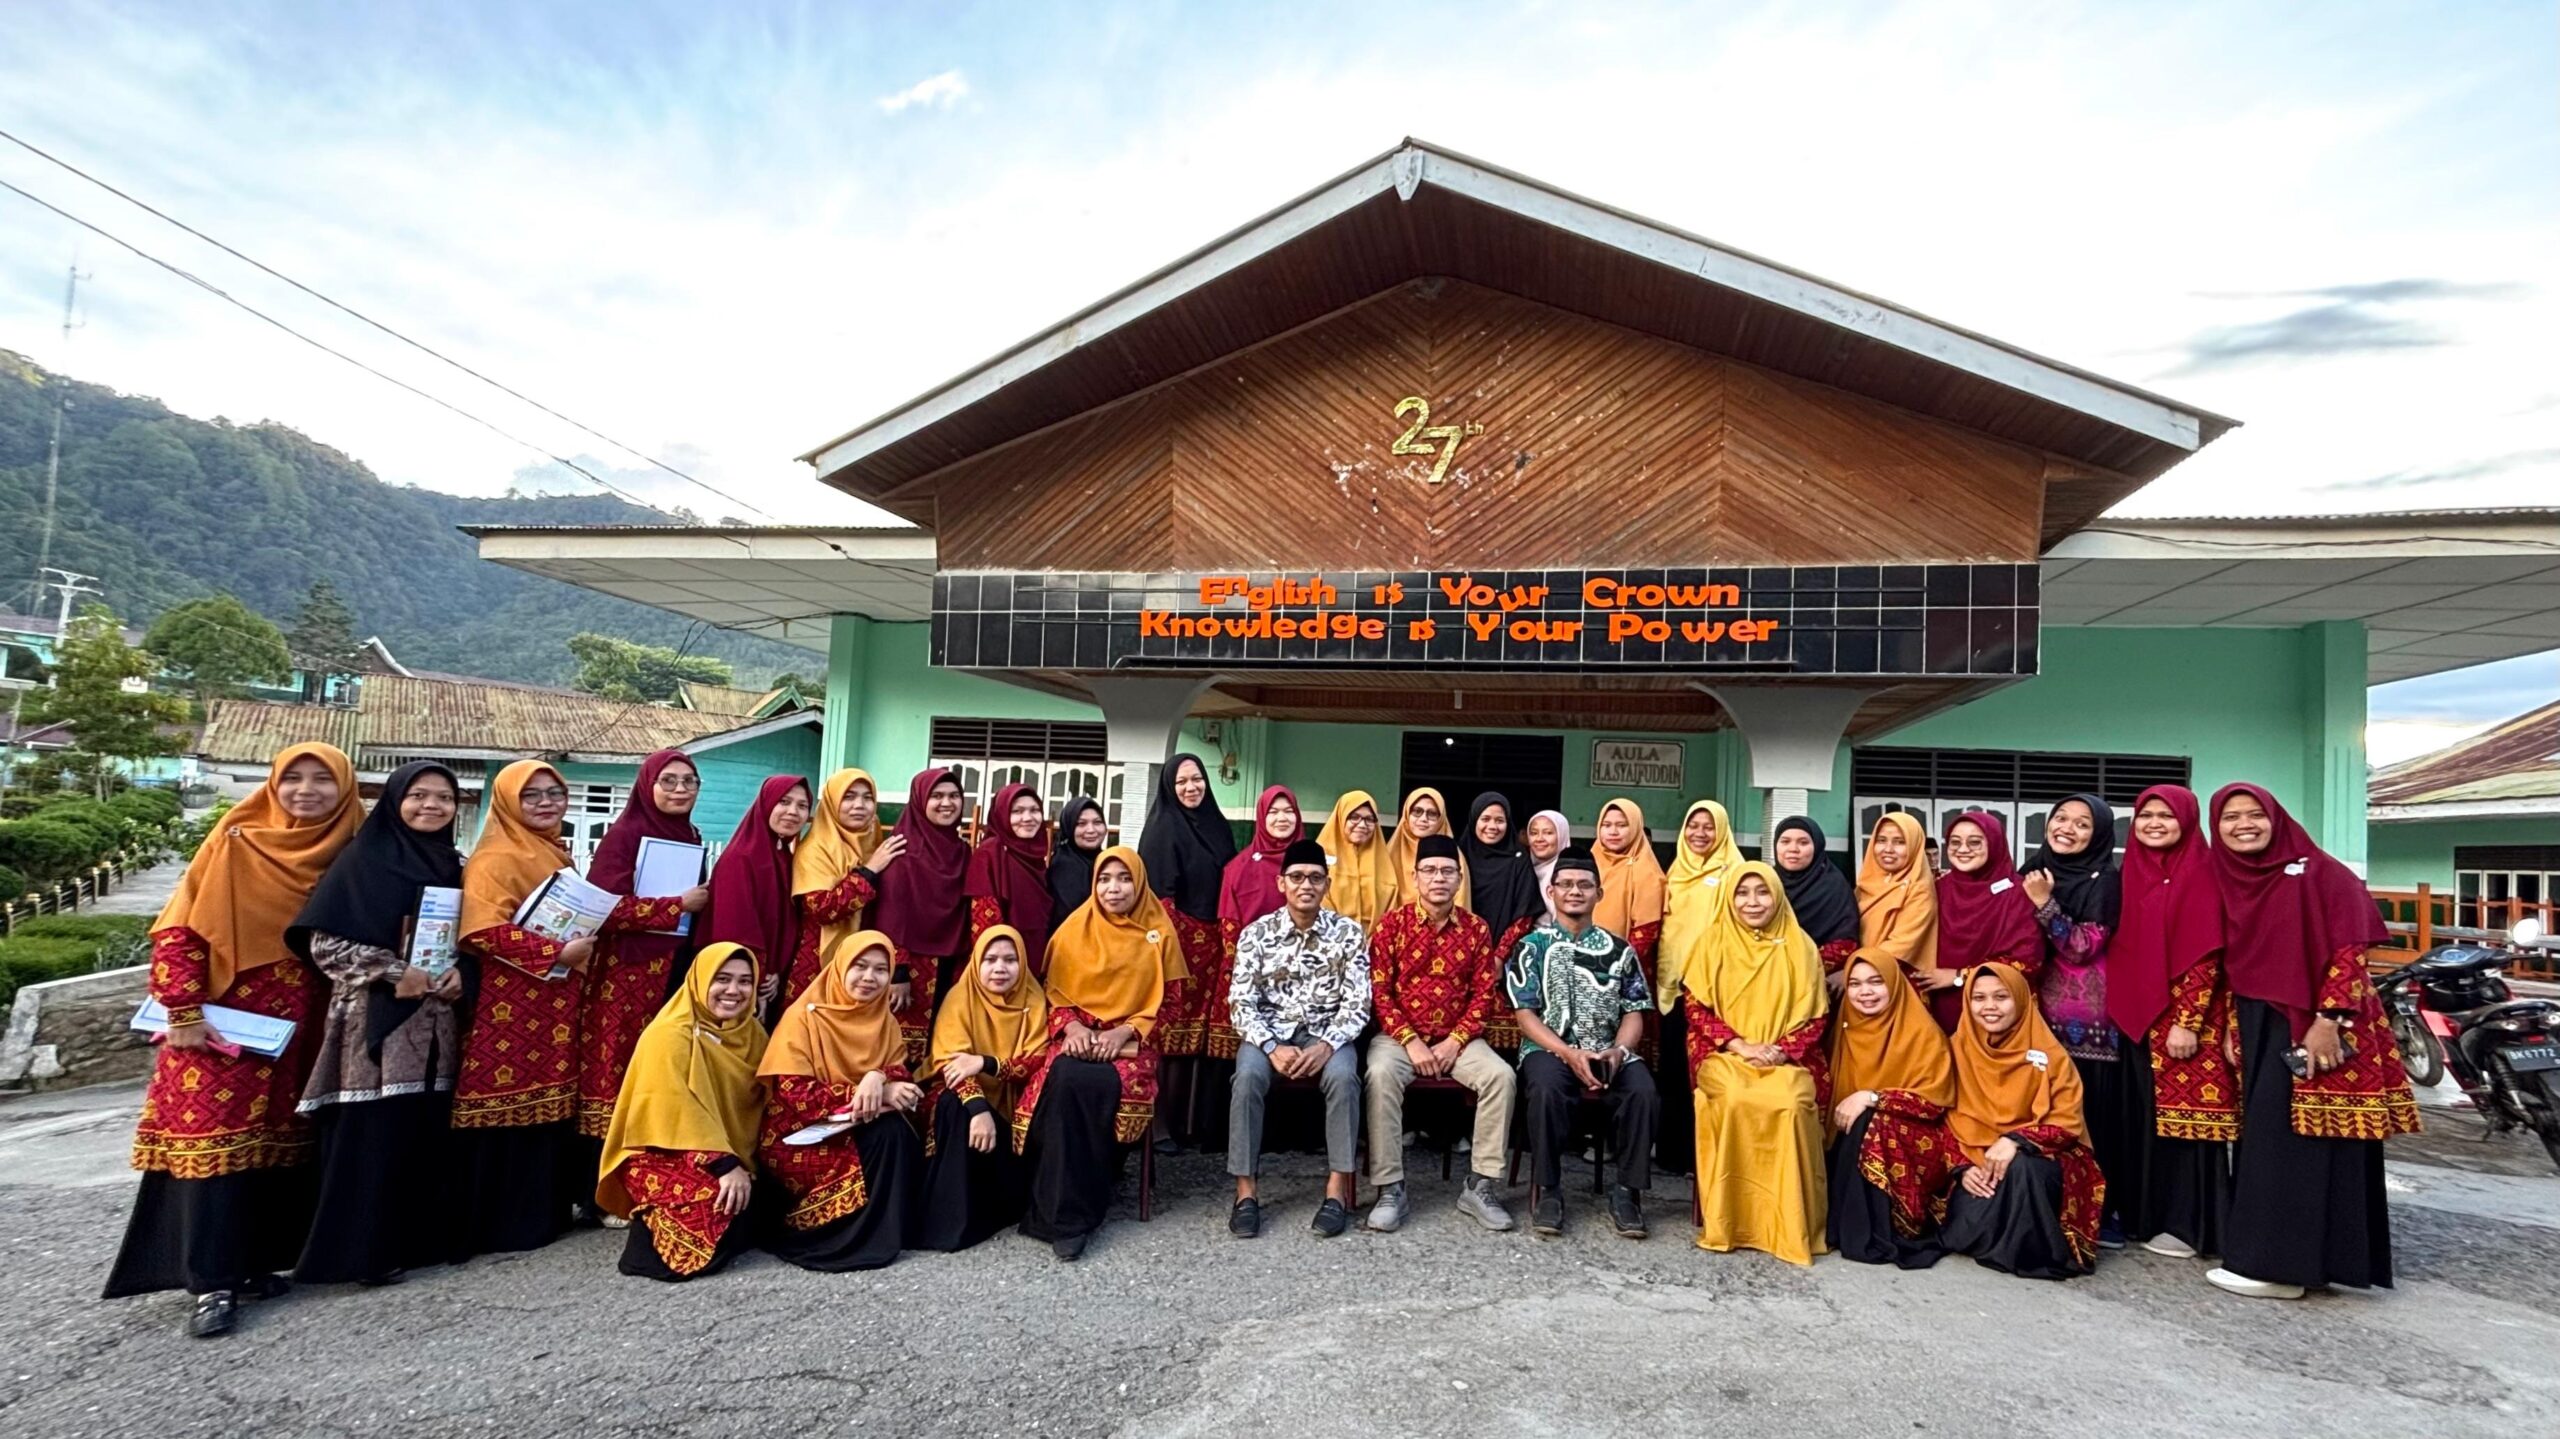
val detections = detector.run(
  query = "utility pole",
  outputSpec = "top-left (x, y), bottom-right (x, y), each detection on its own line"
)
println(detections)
top-left (42, 567), bottom-right (103, 637)
top-left (0, 569), bottom-right (101, 810)
top-left (32, 263), bottom-right (87, 609)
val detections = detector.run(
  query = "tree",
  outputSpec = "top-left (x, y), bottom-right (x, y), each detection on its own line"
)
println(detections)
top-left (767, 670), bottom-right (819, 695)
top-left (566, 632), bottom-right (733, 703)
top-left (23, 607), bottom-right (188, 799)
top-left (287, 578), bottom-right (364, 676)
top-left (143, 593), bottom-right (293, 700)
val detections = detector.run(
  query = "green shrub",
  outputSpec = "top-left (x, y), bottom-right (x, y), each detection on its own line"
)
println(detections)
top-left (0, 936), bottom-right (101, 1010)
top-left (8, 914), bottom-right (151, 943)
top-left (0, 819), bottom-right (97, 884)
top-left (106, 790), bottom-right (182, 826)
top-left (30, 801), bottom-right (126, 851)
top-left (0, 863), bottom-right (22, 899)
top-left (0, 915), bottom-right (153, 1009)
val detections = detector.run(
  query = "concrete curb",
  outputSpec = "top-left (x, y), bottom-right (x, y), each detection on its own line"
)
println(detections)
top-left (0, 965), bottom-right (151, 1091)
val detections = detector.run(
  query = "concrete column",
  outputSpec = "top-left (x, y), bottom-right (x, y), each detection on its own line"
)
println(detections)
top-left (1695, 683), bottom-right (1880, 853)
top-left (1089, 675), bottom-right (1218, 844)
top-left (820, 614), bottom-right (873, 774)
top-left (2298, 620), bottom-right (2368, 873)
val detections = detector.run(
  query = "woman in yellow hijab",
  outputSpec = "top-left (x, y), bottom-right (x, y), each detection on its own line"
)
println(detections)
top-left (1651, 798), bottom-right (1742, 1176)
top-left (1937, 962), bottom-right (2104, 1279)
top-left (597, 943), bottom-right (768, 1281)
top-left (1855, 811), bottom-right (1939, 990)
top-left (1823, 950), bottom-right (1964, 1267)
top-left (785, 768), bottom-right (898, 1002)
top-left (1013, 846), bottom-right (1178, 1261)
top-left (1384, 787), bottom-right (1468, 914)
top-left (919, 924), bottom-right (1052, 1251)
top-left (1590, 798), bottom-right (1666, 961)
top-left (1316, 790), bottom-right (1391, 926)
top-left (1684, 861), bottom-right (1830, 1266)
top-left (754, 929), bottom-right (922, 1272)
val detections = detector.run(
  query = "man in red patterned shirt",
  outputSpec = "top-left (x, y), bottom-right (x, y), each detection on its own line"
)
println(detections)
top-left (1362, 834), bottom-right (1516, 1233)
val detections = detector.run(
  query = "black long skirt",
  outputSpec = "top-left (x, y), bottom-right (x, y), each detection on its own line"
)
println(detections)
top-left (2141, 1133), bottom-right (2231, 1255)
top-left (102, 1164), bottom-right (317, 1298)
top-left (1019, 1058), bottom-right (1128, 1244)
top-left (1654, 1002), bottom-right (1695, 1176)
top-left (2222, 998), bottom-right (2393, 1289)
top-left (1824, 1116), bottom-right (1945, 1269)
top-left (764, 1117), bottom-right (920, 1272)
top-left (294, 1093), bottom-right (453, 1284)
top-left (446, 1121), bottom-right (575, 1260)
top-left (618, 1209), bottom-right (752, 1282)
top-left (919, 1091), bottom-right (1025, 1252)
top-left (1939, 1149), bottom-right (2086, 1280)
top-left (2078, 1032), bottom-right (2150, 1232)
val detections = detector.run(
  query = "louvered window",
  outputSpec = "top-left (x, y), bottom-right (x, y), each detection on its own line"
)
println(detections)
top-left (1849, 746), bottom-right (2191, 864)
top-left (927, 717), bottom-right (1116, 837)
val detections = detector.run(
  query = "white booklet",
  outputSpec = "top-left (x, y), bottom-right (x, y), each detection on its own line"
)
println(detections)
top-left (129, 999), bottom-right (296, 1059)
top-left (512, 867), bottom-right (619, 945)
top-left (782, 1118), bottom-right (856, 1147)
top-left (405, 886), bottom-right (464, 978)
top-left (632, 837), bottom-right (706, 937)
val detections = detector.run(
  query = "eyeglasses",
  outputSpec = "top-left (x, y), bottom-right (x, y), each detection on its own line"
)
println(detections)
top-left (1550, 878), bottom-right (1599, 893)
top-left (655, 776), bottom-right (701, 792)
top-left (522, 787), bottom-right (569, 802)
top-left (1415, 865), bottom-right (1461, 880)
top-left (1281, 871), bottom-right (1330, 886)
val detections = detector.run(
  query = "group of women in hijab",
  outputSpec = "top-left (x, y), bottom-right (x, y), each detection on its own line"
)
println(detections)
top-left (104, 746), bottom-right (2412, 1335)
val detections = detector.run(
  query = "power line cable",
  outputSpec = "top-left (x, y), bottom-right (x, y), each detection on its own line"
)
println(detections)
top-left (0, 125), bottom-right (781, 525)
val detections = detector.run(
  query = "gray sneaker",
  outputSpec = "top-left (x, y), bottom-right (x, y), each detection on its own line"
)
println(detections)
top-left (1365, 1181), bottom-right (1410, 1232)
top-left (1457, 1175), bottom-right (1515, 1232)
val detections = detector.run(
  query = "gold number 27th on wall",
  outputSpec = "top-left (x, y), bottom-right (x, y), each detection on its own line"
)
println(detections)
top-left (1391, 396), bottom-right (1484, 485)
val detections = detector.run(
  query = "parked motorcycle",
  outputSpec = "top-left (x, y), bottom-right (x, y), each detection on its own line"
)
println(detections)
top-left (2375, 919), bottom-right (2560, 1172)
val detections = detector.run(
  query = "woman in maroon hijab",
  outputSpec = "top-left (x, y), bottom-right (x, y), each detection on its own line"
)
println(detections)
top-left (870, 768), bottom-right (974, 1069)
top-left (702, 775), bottom-right (814, 1022)
top-left (965, 782), bottom-right (1056, 976)
top-left (2108, 785), bottom-right (2235, 1261)
top-left (1208, 785), bottom-right (1300, 1059)
top-left (574, 750), bottom-right (713, 1181)
top-left (1920, 812), bottom-right (2044, 1031)
top-left (2203, 782), bottom-right (2416, 1301)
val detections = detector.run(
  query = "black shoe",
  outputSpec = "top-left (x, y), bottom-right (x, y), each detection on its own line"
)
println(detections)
top-left (1052, 1232), bottom-right (1089, 1262)
top-left (1310, 1197), bottom-right (1350, 1238)
top-left (185, 1291), bottom-right (237, 1339)
top-left (359, 1269), bottom-right (407, 1288)
top-left (1228, 1197), bottom-right (1262, 1239)
top-left (241, 1273), bottom-right (292, 1301)
top-left (1610, 1186), bottom-right (1648, 1239)
top-left (1532, 1193), bottom-right (1565, 1238)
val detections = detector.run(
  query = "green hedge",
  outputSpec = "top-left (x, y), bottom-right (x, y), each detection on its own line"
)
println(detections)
top-left (0, 914), bottom-right (151, 1009)
top-left (0, 819), bottom-right (97, 885)
top-left (0, 863), bottom-right (22, 900)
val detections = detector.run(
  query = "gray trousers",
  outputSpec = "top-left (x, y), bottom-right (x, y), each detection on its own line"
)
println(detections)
top-left (1229, 1029), bottom-right (1361, 1177)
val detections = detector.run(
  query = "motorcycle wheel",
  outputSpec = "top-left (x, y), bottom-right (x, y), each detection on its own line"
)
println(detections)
top-left (2392, 1012), bottom-right (2445, 1089)
top-left (2540, 1075), bottom-right (2560, 1175)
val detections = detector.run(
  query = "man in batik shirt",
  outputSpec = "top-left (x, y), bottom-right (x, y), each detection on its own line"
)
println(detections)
top-left (1506, 847), bottom-right (1657, 1241)
top-left (1363, 834), bottom-right (1514, 1233)
top-left (1227, 839), bottom-right (1372, 1239)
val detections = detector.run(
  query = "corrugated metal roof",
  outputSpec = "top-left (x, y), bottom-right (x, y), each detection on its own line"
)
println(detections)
top-left (197, 672), bottom-right (749, 767)
top-left (674, 682), bottom-right (776, 718)
top-left (2370, 699), bottom-right (2560, 807)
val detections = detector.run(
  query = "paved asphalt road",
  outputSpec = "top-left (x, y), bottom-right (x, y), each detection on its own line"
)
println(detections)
top-left (1, 1081), bottom-right (2554, 1438)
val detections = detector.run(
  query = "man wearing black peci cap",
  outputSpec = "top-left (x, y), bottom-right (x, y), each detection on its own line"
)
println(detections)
top-left (1225, 837), bottom-right (1372, 1239)
top-left (1505, 846), bottom-right (1658, 1240)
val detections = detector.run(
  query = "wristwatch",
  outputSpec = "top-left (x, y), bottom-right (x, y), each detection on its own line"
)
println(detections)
top-left (1261, 1039), bottom-right (1279, 1056)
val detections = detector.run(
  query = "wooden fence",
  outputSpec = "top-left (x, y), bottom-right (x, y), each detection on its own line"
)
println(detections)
top-left (1, 852), bottom-right (147, 935)
top-left (2369, 884), bottom-right (2558, 981)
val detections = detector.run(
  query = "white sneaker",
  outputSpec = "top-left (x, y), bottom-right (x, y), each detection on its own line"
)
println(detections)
top-left (1365, 1182), bottom-right (1410, 1233)
top-left (2206, 1266), bottom-right (2304, 1300)
top-left (600, 1215), bottom-right (630, 1231)
top-left (2143, 1233), bottom-right (2198, 1258)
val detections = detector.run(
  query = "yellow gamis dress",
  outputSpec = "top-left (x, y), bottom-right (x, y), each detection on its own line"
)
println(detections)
top-left (1653, 798), bottom-right (1741, 1174)
top-left (1682, 860), bottom-right (1831, 1265)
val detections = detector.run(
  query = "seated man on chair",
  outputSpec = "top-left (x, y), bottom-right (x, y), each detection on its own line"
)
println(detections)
top-left (1506, 847), bottom-right (1657, 1241)
top-left (1227, 838), bottom-right (1372, 1239)
top-left (1364, 834), bottom-right (1516, 1233)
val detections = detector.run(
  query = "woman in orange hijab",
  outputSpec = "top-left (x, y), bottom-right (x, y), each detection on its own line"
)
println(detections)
top-left (1854, 812), bottom-right (1938, 993)
top-left (1936, 962), bottom-right (2106, 1279)
top-left (1385, 787), bottom-right (1469, 912)
top-left (1590, 798), bottom-right (1666, 964)
top-left (597, 943), bottom-right (768, 1281)
top-left (451, 759), bottom-right (680, 1261)
top-left (785, 767), bottom-right (902, 1003)
top-left (755, 929), bottom-right (923, 1271)
top-left (1316, 790), bottom-right (1391, 926)
top-left (1013, 846), bottom-right (1178, 1262)
top-left (919, 924), bottom-right (1053, 1251)
top-left (104, 743), bottom-right (361, 1338)
top-left (1824, 951), bottom-right (1964, 1267)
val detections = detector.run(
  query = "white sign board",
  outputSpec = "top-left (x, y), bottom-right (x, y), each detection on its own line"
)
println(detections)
top-left (1589, 739), bottom-right (1685, 790)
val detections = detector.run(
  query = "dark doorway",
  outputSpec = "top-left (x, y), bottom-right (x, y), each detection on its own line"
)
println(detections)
top-left (1398, 731), bottom-right (1566, 830)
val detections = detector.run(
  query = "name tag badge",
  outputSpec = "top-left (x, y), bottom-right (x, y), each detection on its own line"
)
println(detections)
top-left (2283, 860), bottom-right (2308, 876)
top-left (2025, 1048), bottom-right (2049, 1071)
top-left (1988, 877), bottom-right (2014, 895)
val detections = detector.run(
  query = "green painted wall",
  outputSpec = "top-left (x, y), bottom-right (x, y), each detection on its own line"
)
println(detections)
top-left (2367, 818), bottom-right (2556, 890)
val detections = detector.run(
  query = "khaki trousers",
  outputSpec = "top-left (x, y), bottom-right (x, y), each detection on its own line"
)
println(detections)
top-left (1364, 1034), bottom-right (1516, 1186)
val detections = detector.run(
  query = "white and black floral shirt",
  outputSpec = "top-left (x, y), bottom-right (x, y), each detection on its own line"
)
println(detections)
top-left (1228, 907), bottom-right (1372, 1052)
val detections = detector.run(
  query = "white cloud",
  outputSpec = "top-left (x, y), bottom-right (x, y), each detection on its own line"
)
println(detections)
top-left (874, 69), bottom-right (967, 115)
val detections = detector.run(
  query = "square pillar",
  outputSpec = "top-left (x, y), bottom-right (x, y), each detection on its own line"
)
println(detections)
top-left (2299, 619), bottom-right (2368, 872)
top-left (821, 615), bottom-right (872, 775)
top-left (1090, 675), bottom-right (1218, 844)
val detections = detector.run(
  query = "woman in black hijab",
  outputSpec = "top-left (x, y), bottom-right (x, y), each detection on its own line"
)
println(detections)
top-left (1043, 797), bottom-right (1110, 976)
top-left (2023, 791), bottom-right (2141, 1249)
top-left (288, 761), bottom-right (467, 1286)
top-left (1770, 817), bottom-right (1862, 984)
top-left (1460, 792), bottom-right (1544, 950)
top-left (1135, 753), bottom-right (1235, 1061)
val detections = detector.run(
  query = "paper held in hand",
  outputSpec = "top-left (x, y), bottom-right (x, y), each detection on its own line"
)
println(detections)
top-left (783, 1118), bottom-right (856, 1146)
top-left (130, 998), bottom-right (295, 1058)
top-left (512, 867), bottom-right (620, 944)
top-left (405, 886), bottom-right (464, 977)
top-left (632, 836), bottom-right (707, 936)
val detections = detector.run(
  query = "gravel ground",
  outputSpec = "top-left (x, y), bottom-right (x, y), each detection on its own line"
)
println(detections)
top-left (2, 1085), bottom-right (2556, 1439)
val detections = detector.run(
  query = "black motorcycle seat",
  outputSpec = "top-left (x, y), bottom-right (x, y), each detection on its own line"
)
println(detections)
top-left (2411, 946), bottom-right (2515, 977)
top-left (2450, 997), bottom-right (2560, 1030)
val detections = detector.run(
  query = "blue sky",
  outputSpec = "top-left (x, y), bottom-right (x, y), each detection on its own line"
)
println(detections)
top-left (1, 1), bottom-right (2552, 754)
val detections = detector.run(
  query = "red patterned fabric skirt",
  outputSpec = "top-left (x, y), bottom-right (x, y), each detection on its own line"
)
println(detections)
top-left (1011, 1007), bottom-right (1160, 1148)
top-left (1852, 1099), bottom-right (1963, 1239)
top-left (576, 937), bottom-right (682, 1138)
top-left (756, 1076), bottom-right (872, 1231)
top-left (1155, 911), bottom-right (1218, 1058)
top-left (454, 958), bottom-right (582, 1130)
top-left (2290, 966), bottom-right (2421, 1141)
top-left (892, 946), bottom-right (943, 1074)
top-left (615, 1149), bottom-right (736, 1276)
top-left (132, 957), bottom-right (324, 1179)
top-left (2150, 999), bottom-right (2241, 1142)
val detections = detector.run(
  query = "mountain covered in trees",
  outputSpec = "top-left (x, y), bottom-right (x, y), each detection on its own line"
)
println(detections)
top-left (0, 352), bottom-right (811, 686)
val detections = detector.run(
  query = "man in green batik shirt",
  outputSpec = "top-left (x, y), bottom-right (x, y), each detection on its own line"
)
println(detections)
top-left (1504, 847), bottom-right (1657, 1241)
